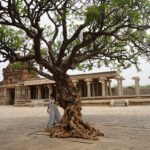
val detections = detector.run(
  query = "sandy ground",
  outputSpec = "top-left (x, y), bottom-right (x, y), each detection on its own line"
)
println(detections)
top-left (0, 105), bottom-right (150, 150)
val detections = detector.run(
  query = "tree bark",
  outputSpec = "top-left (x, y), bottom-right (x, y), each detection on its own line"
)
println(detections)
top-left (46, 73), bottom-right (104, 140)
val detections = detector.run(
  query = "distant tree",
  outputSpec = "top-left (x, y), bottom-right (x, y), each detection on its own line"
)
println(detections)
top-left (0, 0), bottom-right (150, 139)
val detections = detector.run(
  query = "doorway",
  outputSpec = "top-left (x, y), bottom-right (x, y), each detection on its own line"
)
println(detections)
top-left (8, 88), bottom-right (15, 105)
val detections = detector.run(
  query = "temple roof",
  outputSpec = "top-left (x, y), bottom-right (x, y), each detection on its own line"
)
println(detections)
top-left (24, 71), bottom-right (119, 85)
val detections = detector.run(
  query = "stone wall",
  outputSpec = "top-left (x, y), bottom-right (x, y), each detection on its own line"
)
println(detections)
top-left (140, 88), bottom-right (150, 95)
top-left (3, 63), bottom-right (38, 84)
top-left (0, 87), bottom-right (5, 105)
top-left (112, 86), bottom-right (150, 96)
top-left (123, 87), bottom-right (136, 95)
top-left (111, 88), bottom-right (117, 96)
top-left (123, 87), bottom-right (150, 95)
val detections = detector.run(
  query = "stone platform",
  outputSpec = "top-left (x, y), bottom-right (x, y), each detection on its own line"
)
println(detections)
top-left (14, 95), bottom-right (150, 107)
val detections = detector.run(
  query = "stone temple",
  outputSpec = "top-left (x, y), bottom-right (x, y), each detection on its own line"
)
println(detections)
top-left (0, 64), bottom-right (150, 106)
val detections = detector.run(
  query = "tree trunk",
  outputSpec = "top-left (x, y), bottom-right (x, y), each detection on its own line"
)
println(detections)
top-left (46, 73), bottom-right (103, 139)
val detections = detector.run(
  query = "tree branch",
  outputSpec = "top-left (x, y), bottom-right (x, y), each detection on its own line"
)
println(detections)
top-left (29, 66), bottom-right (54, 80)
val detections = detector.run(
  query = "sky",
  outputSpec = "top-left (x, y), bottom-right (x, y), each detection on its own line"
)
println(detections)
top-left (0, 58), bottom-right (149, 87)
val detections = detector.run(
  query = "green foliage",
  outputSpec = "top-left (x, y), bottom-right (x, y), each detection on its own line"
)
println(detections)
top-left (10, 62), bottom-right (25, 69)
top-left (85, 5), bottom-right (100, 24)
top-left (0, 26), bottom-right (24, 49)
top-left (15, 0), bottom-right (28, 14)
top-left (0, 0), bottom-right (150, 75)
top-left (15, 0), bottom-right (22, 9)
top-left (84, 4), bottom-right (107, 25)
top-left (77, 63), bottom-right (93, 71)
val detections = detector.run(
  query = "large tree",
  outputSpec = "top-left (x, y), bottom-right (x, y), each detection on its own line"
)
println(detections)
top-left (0, 0), bottom-right (150, 139)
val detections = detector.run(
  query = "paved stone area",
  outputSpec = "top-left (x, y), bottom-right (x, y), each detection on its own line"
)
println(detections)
top-left (0, 105), bottom-right (150, 150)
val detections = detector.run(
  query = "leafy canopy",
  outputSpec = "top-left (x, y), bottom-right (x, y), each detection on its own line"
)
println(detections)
top-left (0, 0), bottom-right (150, 78)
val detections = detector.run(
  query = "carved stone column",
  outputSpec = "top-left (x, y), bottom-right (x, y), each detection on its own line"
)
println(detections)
top-left (85, 78), bottom-right (92, 97)
top-left (26, 86), bottom-right (31, 100)
top-left (15, 86), bottom-right (21, 103)
top-left (132, 76), bottom-right (140, 95)
top-left (47, 84), bottom-right (52, 99)
top-left (108, 80), bottom-right (112, 96)
top-left (4, 88), bottom-right (7, 105)
top-left (96, 80), bottom-right (99, 96)
top-left (20, 86), bottom-right (25, 100)
top-left (37, 85), bottom-right (41, 100)
top-left (79, 85), bottom-right (82, 97)
top-left (100, 77), bottom-right (107, 96)
top-left (91, 81), bottom-right (95, 96)
top-left (116, 76), bottom-right (124, 96)
top-left (72, 80), bottom-right (78, 88)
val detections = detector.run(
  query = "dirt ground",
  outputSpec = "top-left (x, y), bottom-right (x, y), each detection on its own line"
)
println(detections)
top-left (0, 105), bottom-right (150, 150)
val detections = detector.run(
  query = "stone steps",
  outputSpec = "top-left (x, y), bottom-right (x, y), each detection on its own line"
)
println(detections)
top-left (24, 102), bottom-right (49, 107)
top-left (110, 100), bottom-right (129, 107)
top-left (15, 100), bottom-right (31, 106)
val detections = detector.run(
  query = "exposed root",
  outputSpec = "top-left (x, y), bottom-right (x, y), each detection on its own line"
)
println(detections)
top-left (46, 98), bottom-right (104, 140)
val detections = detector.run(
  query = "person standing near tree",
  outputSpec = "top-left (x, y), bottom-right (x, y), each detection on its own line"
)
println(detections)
top-left (47, 94), bottom-right (61, 128)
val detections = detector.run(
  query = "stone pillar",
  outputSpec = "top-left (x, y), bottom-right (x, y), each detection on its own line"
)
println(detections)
top-left (4, 88), bottom-right (7, 105)
top-left (72, 80), bottom-right (78, 88)
top-left (15, 86), bottom-right (21, 103)
top-left (26, 86), bottom-right (31, 100)
top-left (116, 76), bottom-right (124, 96)
top-left (37, 85), bottom-right (41, 100)
top-left (100, 77), bottom-right (107, 96)
top-left (91, 82), bottom-right (95, 96)
top-left (108, 80), bottom-right (112, 96)
top-left (105, 80), bottom-right (109, 96)
top-left (132, 76), bottom-right (140, 95)
top-left (78, 84), bottom-right (82, 97)
top-left (21, 86), bottom-right (26, 99)
top-left (47, 84), bottom-right (52, 99)
top-left (96, 80), bottom-right (99, 96)
top-left (85, 79), bottom-right (92, 97)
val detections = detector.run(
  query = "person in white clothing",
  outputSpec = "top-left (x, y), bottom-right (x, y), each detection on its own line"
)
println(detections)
top-left (47, 94), bottom-right (61, 128)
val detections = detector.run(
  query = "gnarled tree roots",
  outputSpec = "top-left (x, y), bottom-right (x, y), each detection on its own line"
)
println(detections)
top-left (46, 99), bottom-right (104, 140)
